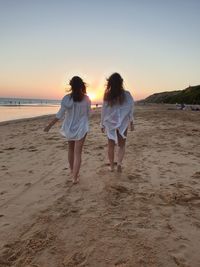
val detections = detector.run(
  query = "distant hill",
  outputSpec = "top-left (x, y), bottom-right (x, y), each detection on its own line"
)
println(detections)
top-left (142, 85), bottom-right (200, 104)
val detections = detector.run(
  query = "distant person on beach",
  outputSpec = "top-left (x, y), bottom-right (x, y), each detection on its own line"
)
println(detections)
top-left (176, 103), bottom-right (186, 110)
top-left (101, 73), bottom-right (134, 172)
top-left (44, 76), bottom-right (91, 184)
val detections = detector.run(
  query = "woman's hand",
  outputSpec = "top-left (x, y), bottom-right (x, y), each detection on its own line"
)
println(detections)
top-left (44, 117), bottom-right (59, 132)
top-left (130, 122), bottom-right (134, 131)
top-left (101, 127), bottom-right (105, 133)
top-left (44, 124), bottom-right (51, 132)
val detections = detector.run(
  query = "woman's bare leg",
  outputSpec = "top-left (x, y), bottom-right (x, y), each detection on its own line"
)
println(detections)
top-left (68, 141), bottom-right (75, 174)
top-left (108, 139), bottom-right (115, 171)
top-left (72, 135), bottom-right (86, 183)
top-left (117, 130), bottom-right (127, 172)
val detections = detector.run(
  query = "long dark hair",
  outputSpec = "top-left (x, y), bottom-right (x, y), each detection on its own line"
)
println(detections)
top-left (69, 76), bottom-right (86, 102)
top-left (104, 73), bottom-right (125, 106)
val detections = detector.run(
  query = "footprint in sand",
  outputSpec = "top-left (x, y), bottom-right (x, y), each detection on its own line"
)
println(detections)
top-left (4, 147), bottom-right (16, 151)
top-left (103, 162), bottom-right (118, 167)
top-left (63, 167), bottom-right (68, 170)
top-left (110, 184), bottom-right (130, 194)
top-left (63, 181), bottom-right (71, 187)
top-left (114, 259), bottom-right (128, 266)
top-left (56, 145), bottom-right (66, 150)
top-left (105, 184), bottom-right (131, 206)
top-left (158, 184), bottom-right (200, 206)
top-left (96, 145), bottom-right (104, 150)
top-left (0, 190), bottom-right (7, 195)
top-left (127, 173), bottom-right (145, 183)
top-left (43, 180), bottom-right (50, 185)
top-left (47, 136), bottom-right (60, 141)
top-left (127, 174), bottom-right (140, 180)
top-left (27, 146), bottom-right (38, 152)
top-left (24, 182), bottom-right (32, 187)
top-left (96, 169), bottom-right (107, 175)
top-left (63, 252), bottom-right (86, 266)
top-left (171, 254), bottom-right (189, 267)
top-left (192, 171), bottom-right (200, 179)
top-left (191, 128), bottom-right (199, 132)
top-left (55, 183), bottom-right (62, 188)
top-left (12, 183), bottom-right (19, 188)
top-left (1, 166), bottom-right (8, 170)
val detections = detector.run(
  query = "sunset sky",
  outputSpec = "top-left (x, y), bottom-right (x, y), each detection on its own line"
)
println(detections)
top-left (0, 0), bottom-right (200, 102)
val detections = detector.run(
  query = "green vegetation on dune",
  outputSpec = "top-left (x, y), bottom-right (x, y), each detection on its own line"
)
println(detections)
top-left (142, 85), bottom-right (200, 104)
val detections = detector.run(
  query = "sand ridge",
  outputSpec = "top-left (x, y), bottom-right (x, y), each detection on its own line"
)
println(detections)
top-left (0, 105), bottom-right (200, 267)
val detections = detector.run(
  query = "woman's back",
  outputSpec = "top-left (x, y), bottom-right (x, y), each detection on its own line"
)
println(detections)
top-left (56, 94), bottom-right (91, 140)
top-left (101, 90), bottom-right (134, 129)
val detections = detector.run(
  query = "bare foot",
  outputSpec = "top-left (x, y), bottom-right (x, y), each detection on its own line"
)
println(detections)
top-left (66, 171), bottom-right (73, 182)
top-left (72, 178), bottom-right (80, 185)
top-left (109, 164), bottom-right (114, 172)
top-left (117, 165), bottom-right (122, 173)
top-left (72, 175), bottom-right (80, 184)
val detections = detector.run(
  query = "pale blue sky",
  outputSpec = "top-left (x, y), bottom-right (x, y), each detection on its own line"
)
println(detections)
top-left (0, 0), bottom-right (200, 100)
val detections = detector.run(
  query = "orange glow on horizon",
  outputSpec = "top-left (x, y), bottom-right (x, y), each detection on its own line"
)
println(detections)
top-left (87, 92), bottom-right (96, 102)
top-left (0, 81), bottom-right (145, 102)
top-left (87, 86), bottom-right (104, 103)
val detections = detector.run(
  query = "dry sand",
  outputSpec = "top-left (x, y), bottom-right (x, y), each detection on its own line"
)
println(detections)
top-left (0, 105), bottom-right (200, 267)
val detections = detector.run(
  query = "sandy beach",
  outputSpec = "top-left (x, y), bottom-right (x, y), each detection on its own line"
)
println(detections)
top-left (0, 105), bottom-right (200, 267)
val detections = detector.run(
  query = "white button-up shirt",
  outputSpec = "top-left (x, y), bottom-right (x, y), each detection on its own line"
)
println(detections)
top-left (56, 94), bottom-right (91, 140)
top-left (101, 90), bottom-right (134, 143)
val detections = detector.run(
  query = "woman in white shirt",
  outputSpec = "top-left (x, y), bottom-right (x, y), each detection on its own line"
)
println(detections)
top-left (101, 73), bottom-right (134, 172)
top-left (44, 76), bottom-right (91, 184)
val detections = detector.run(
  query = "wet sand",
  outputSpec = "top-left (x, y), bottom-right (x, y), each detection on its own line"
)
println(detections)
top-left (0, 105), bottom-right (200, 267)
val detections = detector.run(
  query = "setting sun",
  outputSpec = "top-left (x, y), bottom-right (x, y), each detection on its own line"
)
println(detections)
top-left (87, 87), bottom-right (104, 103)
top-left (87, 92), bottom-right (97, 102)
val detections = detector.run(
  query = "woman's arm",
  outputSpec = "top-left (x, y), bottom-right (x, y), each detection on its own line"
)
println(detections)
top-left (87, 97), bottom-right (92, 116)
top-left (100, 102), bottom-right (106, 133)
top-left (44, 96), bottom-right (67, 132)
top-left (44, 117), bottom-right (59, 132)
top-left (130, 121), bottom-right (134, 131)
top-left (128, 92), bottom-right (135, 131)
top-left (129, 104), bottom-right (134, 131)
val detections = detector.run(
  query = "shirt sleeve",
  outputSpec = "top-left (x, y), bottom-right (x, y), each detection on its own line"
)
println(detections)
top-left (56, 97), bottom-right (67, 119)
top-left (87, 98), bottom-right (92, 116)
top-left (100, 102), bottom-right (106, 128)
top-left (128, 92), bottom-right (134, 122)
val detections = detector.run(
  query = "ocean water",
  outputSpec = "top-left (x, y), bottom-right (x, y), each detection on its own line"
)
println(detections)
top-left (0, 105), bottom-right (61, 123)
top-left (0, 97), bottom-right (101, 122)
top-left (0, 97), bottom-right (60, 106)
top-left (0, 97), bottom-right (60, 122)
